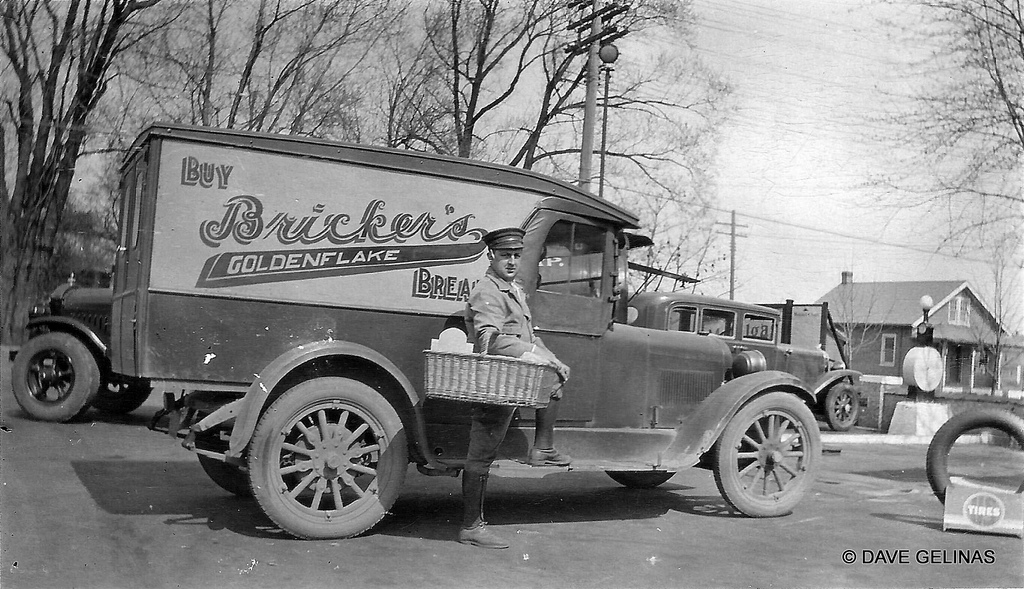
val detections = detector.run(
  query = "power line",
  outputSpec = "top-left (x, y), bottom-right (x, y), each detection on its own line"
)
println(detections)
top-left (706, 205), bottom-right (993, 264)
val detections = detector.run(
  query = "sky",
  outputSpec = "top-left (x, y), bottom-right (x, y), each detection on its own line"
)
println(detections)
top-left (684, 0), bottom-right (1023, 323)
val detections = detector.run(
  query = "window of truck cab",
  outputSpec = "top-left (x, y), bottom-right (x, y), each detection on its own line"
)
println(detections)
top-left (701, 308), bottom-right (735, 338)
top-left (669, 306), bottom-right (698, 332)
top-left (526, 215), bottom-right (614, 336)
top-left (742, 313), bottom-right (776, 342)
top-left (537, 220), bottom-right (606, 298)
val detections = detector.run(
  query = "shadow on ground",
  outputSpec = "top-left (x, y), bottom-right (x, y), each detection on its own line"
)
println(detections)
top-left (71, 459), bottom-right (290, 540)
top-left (71, 459), bottom-right (743, 542)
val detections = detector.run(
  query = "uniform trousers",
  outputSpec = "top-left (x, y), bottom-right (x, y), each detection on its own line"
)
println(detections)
top-left (463, 403), bottom-right (516, 477)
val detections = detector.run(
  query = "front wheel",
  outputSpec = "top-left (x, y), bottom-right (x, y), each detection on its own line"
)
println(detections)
top-left (247, 377), bottom-right (408, 539)
top-left (11, 332), bottom-right (101, 422)
top-left (823, 384), bottom-right (860, 432)
top-left (713, 392), bottom-right (821, 517)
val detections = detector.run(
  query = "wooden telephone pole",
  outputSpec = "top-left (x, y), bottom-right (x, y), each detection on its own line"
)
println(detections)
top-left (714, 210), bottom-right (748, 300)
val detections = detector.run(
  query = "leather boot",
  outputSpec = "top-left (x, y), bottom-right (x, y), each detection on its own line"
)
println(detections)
top-left (531, 404), bottom-right (571, 466)
top-left (458, 473), bottom-right (508, 549)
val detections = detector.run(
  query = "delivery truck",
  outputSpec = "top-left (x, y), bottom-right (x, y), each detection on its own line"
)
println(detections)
top-left (13, 124), bottom-right (822, 539)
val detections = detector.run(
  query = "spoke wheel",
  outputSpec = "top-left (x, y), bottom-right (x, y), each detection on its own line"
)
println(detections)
top-left (248, 377), bottom-right (407, 539)
top-left (606, 471), bottom-right (675, 489)
top-left (714, 392), bottom-right (821, 517)
top-left (824, 384), bottom-right (860, 432)
top-left (11, 332), bottom-right (101, 422)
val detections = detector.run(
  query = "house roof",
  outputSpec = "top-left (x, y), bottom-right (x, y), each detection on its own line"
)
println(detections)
top-left (815, 280), bottom-right (970, 326)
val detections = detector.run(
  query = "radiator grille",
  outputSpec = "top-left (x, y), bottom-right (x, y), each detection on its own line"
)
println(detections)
top-left (658, 370), bottom-right (717, 407)
top-left (72, 312), bottom-right (110, 338)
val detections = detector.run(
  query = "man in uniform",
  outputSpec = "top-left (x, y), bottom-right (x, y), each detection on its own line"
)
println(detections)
top-left (458, 227), bottom-right (571, 549)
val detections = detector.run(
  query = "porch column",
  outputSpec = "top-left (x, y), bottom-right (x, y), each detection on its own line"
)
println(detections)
top-left (938, 342), bottom-right (947, 394)
top-left (968, 347), bottom-right (976, 394)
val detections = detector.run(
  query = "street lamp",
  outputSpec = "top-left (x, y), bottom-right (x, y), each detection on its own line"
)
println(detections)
top-left (905, 294), bottom-right (940, 401)
top-left (917, 295), bottom-right (934, 347)
top-left (920, 295), bottom-right (933, 323)
top-left (598, 42), bottom-right (618, 200)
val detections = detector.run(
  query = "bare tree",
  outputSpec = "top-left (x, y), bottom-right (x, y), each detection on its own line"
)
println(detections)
top-left (121, 0), bottom-right (399, 137)
top-left (418, 0), bottom-right (560, 158)
top-left (876, 0), bottom-right (1023, 254)
top-left (373, 23), bottom-right (455, 152)
top-left (972, 236), bottom-right (1024, 394)
top-left (1, 0), bottom-right (169, 344)
top-left (378, 1), bottom-right (731, 288)
top-left (824, 281), bottom-right (900, 372)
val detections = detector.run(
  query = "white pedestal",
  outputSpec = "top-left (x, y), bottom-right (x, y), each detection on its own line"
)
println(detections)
top-left (887, 401), bottom-right (951, 436)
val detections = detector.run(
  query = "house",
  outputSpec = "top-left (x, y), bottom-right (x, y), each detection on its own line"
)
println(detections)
top-left (815, 271), bottom-right (1024, 399)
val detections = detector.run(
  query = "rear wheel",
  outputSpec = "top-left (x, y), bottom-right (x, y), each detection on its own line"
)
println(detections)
top-left (11, 332), bottom-right (101, 422)
top-left (823, 384), bottom-right (860, 432)
top-left (713, 392), bottom-right (821, 517)
top-left (198, 454), bottom-right (253, 498)
top-left (606, 471), bottom-right (675, 489)
top-left (247, 377), bottom-right (408, 539)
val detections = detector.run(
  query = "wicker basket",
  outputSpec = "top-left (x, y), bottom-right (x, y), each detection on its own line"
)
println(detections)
top-left (423, 350), bottom-right (558, 408)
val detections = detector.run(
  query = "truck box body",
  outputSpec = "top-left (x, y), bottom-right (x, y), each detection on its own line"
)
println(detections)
top-left (114, 126), bottom-right (629, 399)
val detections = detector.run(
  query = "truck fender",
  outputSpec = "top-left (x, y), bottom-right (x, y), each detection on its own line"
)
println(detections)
top-left (26, 316), bottom-right (108, 355)
top-left (660, 371), bottom-right (814, 469)
top-left (227, 339), bottom-right (424, 459)
top-left (810, 369), bottom-right (861, 399)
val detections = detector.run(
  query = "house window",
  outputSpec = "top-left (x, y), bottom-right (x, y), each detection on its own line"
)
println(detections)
top-left (948, 296), bottom-right (971, 326)
top-left (880, 333), bottom-right (897, 366)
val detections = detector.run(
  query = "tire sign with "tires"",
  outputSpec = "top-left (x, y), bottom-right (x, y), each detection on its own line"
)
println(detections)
top-left (943, 483), bottom-right (1024, 538)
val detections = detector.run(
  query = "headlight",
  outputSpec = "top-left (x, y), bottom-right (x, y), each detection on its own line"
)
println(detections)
top-left (29, 300), bottom-right (50, 318)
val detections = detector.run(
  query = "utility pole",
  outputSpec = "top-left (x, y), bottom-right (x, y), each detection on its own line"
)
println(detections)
top-left (714, 210), bottom-right (748, 300)
top-left (566, 0), bottom-right (629, 193)
top-left (578, 0), bottom-right (600, 192)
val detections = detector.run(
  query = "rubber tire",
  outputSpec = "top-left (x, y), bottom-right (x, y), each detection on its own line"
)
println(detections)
top-left (713, 392), bottom-right (821, 517)
top-left (926, 409), bottom-right (1024, 504)
top-left (12, 332), bottom-right (101, 422)
top-left (198, 454), bottom-right (253, 498)
top-left (247, 377), bottom-right (408, 539)
top-left (823, 384), bottom-right (861, 432)
top-left (606, 471), bottom-right (675, 489)
top-left (91, 380), bottom-right (152, 415)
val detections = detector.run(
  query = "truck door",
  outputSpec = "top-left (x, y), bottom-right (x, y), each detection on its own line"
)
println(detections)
top-left (110, 149), bottom-right (150, 376)
top-left (524, 214), bottom-right (615, 423)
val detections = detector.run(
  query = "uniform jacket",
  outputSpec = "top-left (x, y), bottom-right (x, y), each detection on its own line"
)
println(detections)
top-left (465, 268), bottom-right (550, 358)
